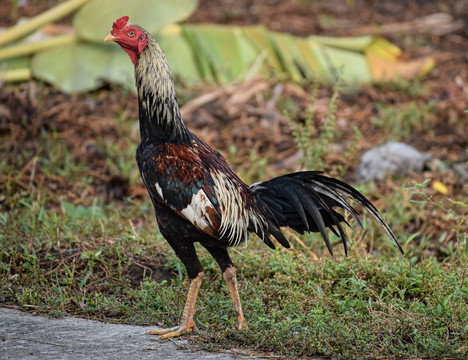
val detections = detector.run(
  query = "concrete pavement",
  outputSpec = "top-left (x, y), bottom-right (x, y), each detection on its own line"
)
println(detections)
top-left (0, 307), bottom-right (259, 360)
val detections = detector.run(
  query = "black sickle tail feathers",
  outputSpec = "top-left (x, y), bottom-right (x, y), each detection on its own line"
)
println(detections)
top-left (250, 171), bottom-right (404, 256)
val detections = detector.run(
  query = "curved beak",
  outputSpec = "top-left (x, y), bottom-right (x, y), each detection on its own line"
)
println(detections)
top-left (104, 34), bottom-right (117, 42)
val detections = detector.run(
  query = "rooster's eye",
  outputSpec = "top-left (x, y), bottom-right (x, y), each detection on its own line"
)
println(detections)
top-left (128, 31), bottom-right (135, 36)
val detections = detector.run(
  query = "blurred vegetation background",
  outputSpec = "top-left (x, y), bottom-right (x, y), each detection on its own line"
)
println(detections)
top-left (0, 1), bottom-right (467, 359)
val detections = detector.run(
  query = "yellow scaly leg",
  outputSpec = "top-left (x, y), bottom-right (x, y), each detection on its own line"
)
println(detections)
top-left (222, 267), bottom-right (248, 330)
top-left (150, 272), bottom-right (203, 339)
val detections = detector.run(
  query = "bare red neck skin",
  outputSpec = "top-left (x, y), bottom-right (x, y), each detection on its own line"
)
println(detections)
top-left (119, 43), bottom-right (139, 66)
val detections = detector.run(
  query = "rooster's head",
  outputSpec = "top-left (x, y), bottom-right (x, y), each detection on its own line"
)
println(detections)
top-left (104, 16), bottom-right (148, 66)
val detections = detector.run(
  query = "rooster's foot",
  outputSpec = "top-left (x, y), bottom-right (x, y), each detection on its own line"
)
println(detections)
top-left (149, 322), bottom-right (198, 339)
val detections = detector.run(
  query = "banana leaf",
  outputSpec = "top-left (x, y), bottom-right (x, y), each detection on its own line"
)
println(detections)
top-left (181, 24), bottom-right (259, 83)
top-left (317, 44), bottom-right (371, 83)
top-left (0, 0), bottom-right (434, 91)
top-left (31, 43), bottom-right (134, 93)
top-left (74, 0), bottom-right (199, 43)
top-left (242, 25), bottom-right (286, 74)
top-left (271, 32), bottom-right (305, 82)
top-left (365, 37), bottom-right (433, 80)
top-left (20, 15), bottom-right (432, 92)
top-left (308, 35), bottom-right (374, 52)
top-left (294, 37), bottom-right (327, 80)
top-left (157, 25), bottom-right (200, 85)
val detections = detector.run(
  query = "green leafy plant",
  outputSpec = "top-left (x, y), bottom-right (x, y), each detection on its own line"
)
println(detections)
top-left (407, 179), bottom-right (468, 258)
top-left (286, 81), bottom-right (349, 173)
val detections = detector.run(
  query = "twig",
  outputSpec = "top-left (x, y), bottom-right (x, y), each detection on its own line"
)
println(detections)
top-left (356, 13), bottom-right (466, 37)
top-left (180, 88), bottom-right (225, 118)
top-left (9, 336), bottom-right (68, 348)
top-left (261, 82), bottom-right (283, 127)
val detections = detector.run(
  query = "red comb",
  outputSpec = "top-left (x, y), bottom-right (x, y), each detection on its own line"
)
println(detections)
top-left (111, 16), bottom-right (129, 35)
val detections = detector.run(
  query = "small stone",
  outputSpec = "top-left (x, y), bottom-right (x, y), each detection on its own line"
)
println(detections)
top-left (356, 141), bottom-right (435, 182)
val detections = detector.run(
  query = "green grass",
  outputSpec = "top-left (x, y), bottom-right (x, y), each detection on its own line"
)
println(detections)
top-left (1, 197), bottom-right (466, 358)
top-left (371, 101), bottom-right (435, 141)
top-left (1, 83), bottom-right (467, 359)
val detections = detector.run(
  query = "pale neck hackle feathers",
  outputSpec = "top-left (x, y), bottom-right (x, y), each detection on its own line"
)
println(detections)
top-left (135, 28), bottom-right (190, 142)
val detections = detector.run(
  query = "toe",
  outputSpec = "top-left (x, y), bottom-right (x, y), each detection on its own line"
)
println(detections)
top-left (150, 323), bottom-right (196, 339)
top-left (149, 326), bottom-right (179, 335)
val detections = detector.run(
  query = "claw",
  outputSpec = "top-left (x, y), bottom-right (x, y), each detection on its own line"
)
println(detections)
top-left (150, 322), bottom-right (198, 339)
top-left (149, 326), bottom-right (179, 335)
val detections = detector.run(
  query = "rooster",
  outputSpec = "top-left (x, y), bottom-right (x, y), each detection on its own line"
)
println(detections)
top-left (105, 16), bottom-right (403, 339)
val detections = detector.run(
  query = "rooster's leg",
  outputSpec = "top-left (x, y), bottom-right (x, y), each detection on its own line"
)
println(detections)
top-left (223, 266), bottom-right (248, 330)
top-left (150, 271), bottom-right (203, 339)
top-left (203, 245), bottom-right (248, 330)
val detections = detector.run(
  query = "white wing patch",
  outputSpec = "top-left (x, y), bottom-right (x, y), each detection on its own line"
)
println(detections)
top-left (154, 181), bottom-right (219, 236)
top-left (180, 189), bottom-right (218, 232)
